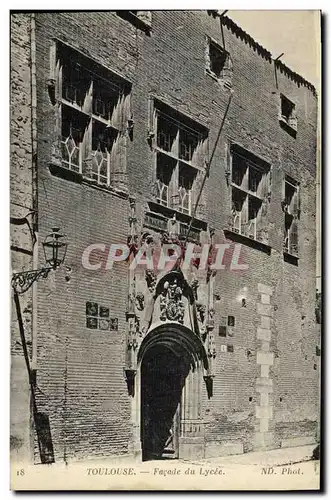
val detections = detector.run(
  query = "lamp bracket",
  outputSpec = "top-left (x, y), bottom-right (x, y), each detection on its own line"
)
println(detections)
top-left (11, 267), bottom-right (52, 295)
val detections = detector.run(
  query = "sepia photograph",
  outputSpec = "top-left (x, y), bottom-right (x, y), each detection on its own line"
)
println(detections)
top-left (9, 8), bottom-right (321, 491)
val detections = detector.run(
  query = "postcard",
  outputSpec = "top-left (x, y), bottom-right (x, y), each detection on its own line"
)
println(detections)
top-left (10, 9), bottom-right (321, 491)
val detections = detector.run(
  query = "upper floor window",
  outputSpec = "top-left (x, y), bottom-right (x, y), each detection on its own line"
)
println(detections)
top-left (116, 11), bottom-right (152, 33)
top-left (230, 144), bottom-right (271, 245)
top-left (51, 43), bottom-right (131, 190)
top-left (279, 94), bottom-right (297, 135)
top-left (206, 36), bottom-right (233, 88)
top-left (150, 100), bottom-right (208, 217)
top-left (282, 175), bottom-right (300, 258)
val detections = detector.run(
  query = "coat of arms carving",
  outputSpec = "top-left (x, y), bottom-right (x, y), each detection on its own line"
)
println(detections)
top-left (159, 277), bottom-right (185, 323)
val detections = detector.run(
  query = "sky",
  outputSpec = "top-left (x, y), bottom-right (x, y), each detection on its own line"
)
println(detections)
top-left (226, 10), bottom-right (321, 89)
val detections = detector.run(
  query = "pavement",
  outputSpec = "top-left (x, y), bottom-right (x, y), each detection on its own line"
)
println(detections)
top-left (77, 443), bottom-right (318, 467)
top-left (184, 443), bottom-right (318, 467)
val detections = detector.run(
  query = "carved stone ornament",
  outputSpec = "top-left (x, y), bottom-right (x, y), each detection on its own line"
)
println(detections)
top-left (196, 302), bottom-right (206, 323)
top-left (135, 292), bottom-right (145, 311)
top-left (145, 270), bottom-right (157, 294)
top-left (190, 278), bottom-right (199, 300)
top-left (159, 277), bottom-right (185, 324)
top-left (127, 316), bottom-right (140, 350)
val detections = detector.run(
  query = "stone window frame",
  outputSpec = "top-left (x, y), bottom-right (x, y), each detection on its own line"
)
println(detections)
top-left (282, 174), bottom-right (300, 258)
top-left (230, 144), bottom-right (271, 246)
top-left (148, 98), bottom-right (209, 218)
top-left (49, 40), bottom-right (132, 192)
top-left (205, 35), bottom-right (233, 88)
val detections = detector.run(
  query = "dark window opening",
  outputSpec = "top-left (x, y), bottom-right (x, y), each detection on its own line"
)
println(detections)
top-left (91, 121), bottom-right (118, 185)
top-left (232, 154), bottom-right (247, 189)
top-left (92, 78), bottom-right (120, 121)
top-left (62, 60), bottom-right (91, 108)
top-left (249, 165), bottom-right (263, 194)
top-left (285, 180), bottom-right (296, 207)
top-left (61, 106), bottom-right (88, 173)
top-left (206, 37), bottom-right (233, 86)
top-left (178, 164), bottom-right (196, 215)
top-left (56, 43), bottom-right (131, 187)
top-left (209, 41), bottom-right (228, 77)
top-left (157, 115), bottom-right (177, 153)
top-left (116, 11), bottom-right (152, 33)
top-left (179, 129), bottom-right (199, 162)
top-left (155, 153), bottom-right (175, 207)
top-left (280, 94), bottom-right (297, 134)
top-left (153, 101), bottom-right (208, 217)
top-left (281, 95), bottom-right (295, 120)
top-left (231, 187), bottom-right (246, 234)
top-left (230, 145), bottom-right (270, 245)
top-left (228, 315), bottom-right (235, 327)
top-left (219, 325), bottom-right (227, 337)
top-left (247, 196), bottom-right (262, 240)
top-left (283, 177), bottom-right (299, 216)
top-left (283, 176), bottom-right (300, 258)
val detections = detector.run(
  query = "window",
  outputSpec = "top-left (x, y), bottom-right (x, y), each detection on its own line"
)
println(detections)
top-left (52, 43), bottom-right (131, 189)
top-left (279, 94), bottom-right (297, 133)
top-left (227, 316), bottom-right (235, 327)
top-left (131, 11), bottom-right (151, 26)
top-left (282, 176), bottom-right (300, 257)
top-left (230, 145), bottom-right (271, 244)
top-left (151, 101), bottom-right (208, 217)
top-left (116, 11), bottom-right (152, 32)
top-left (206, 37), bottom-right (233, 87)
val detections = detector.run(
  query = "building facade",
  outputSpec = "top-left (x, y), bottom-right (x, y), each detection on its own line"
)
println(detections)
top-left (10, 10), bottom-right (320, 464)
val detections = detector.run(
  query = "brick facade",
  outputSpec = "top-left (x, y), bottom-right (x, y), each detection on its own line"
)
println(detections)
top-left (10, 11), bottom-right (319, 463)
top-left (10, 13), bottom-right (35, 462)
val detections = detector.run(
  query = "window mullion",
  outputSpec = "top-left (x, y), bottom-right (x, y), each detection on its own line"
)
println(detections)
top-left (170, 128), bottom-right (180, 210)
top-left (242, 195), bottom-right (249, 234)
top-left (84, 76), bottom-right (93, 116)
top-left (86, 80), bottom-right (94, 179)
top-left (83, 118), bottom-right (93, 178)
top-left (171, 159), bottom-right (179, 211)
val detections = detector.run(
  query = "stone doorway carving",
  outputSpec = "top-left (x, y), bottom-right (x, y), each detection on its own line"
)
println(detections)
top-left (132, 322), bottom-right (209, 461)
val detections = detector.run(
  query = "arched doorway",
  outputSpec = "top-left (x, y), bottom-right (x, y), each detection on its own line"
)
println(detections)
top-left (137, 322), bottom-right (209, 461)
top-left (141, 344), bottom-right (190, 461)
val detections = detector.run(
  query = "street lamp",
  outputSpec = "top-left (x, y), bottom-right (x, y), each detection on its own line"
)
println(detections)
top-left (11, 228), bottom-right (68, 294)
top-left (42, 227), bottom-right (68, 270)
top-left (11, 227), bottom-right (67, 464)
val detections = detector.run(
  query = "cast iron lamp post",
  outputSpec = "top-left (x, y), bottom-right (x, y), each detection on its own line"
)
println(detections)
top-left (11, 228), bottom-right (67, 464)
top-left (11, 228), bottom-right (68, 294)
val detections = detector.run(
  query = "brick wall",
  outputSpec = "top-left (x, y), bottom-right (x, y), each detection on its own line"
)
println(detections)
top-left (11, 11), bottom-right (319, 461)
top-left (32, 12), bottom-right (133, 462)
top-left (10, 13), bottom-right (35, 462)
